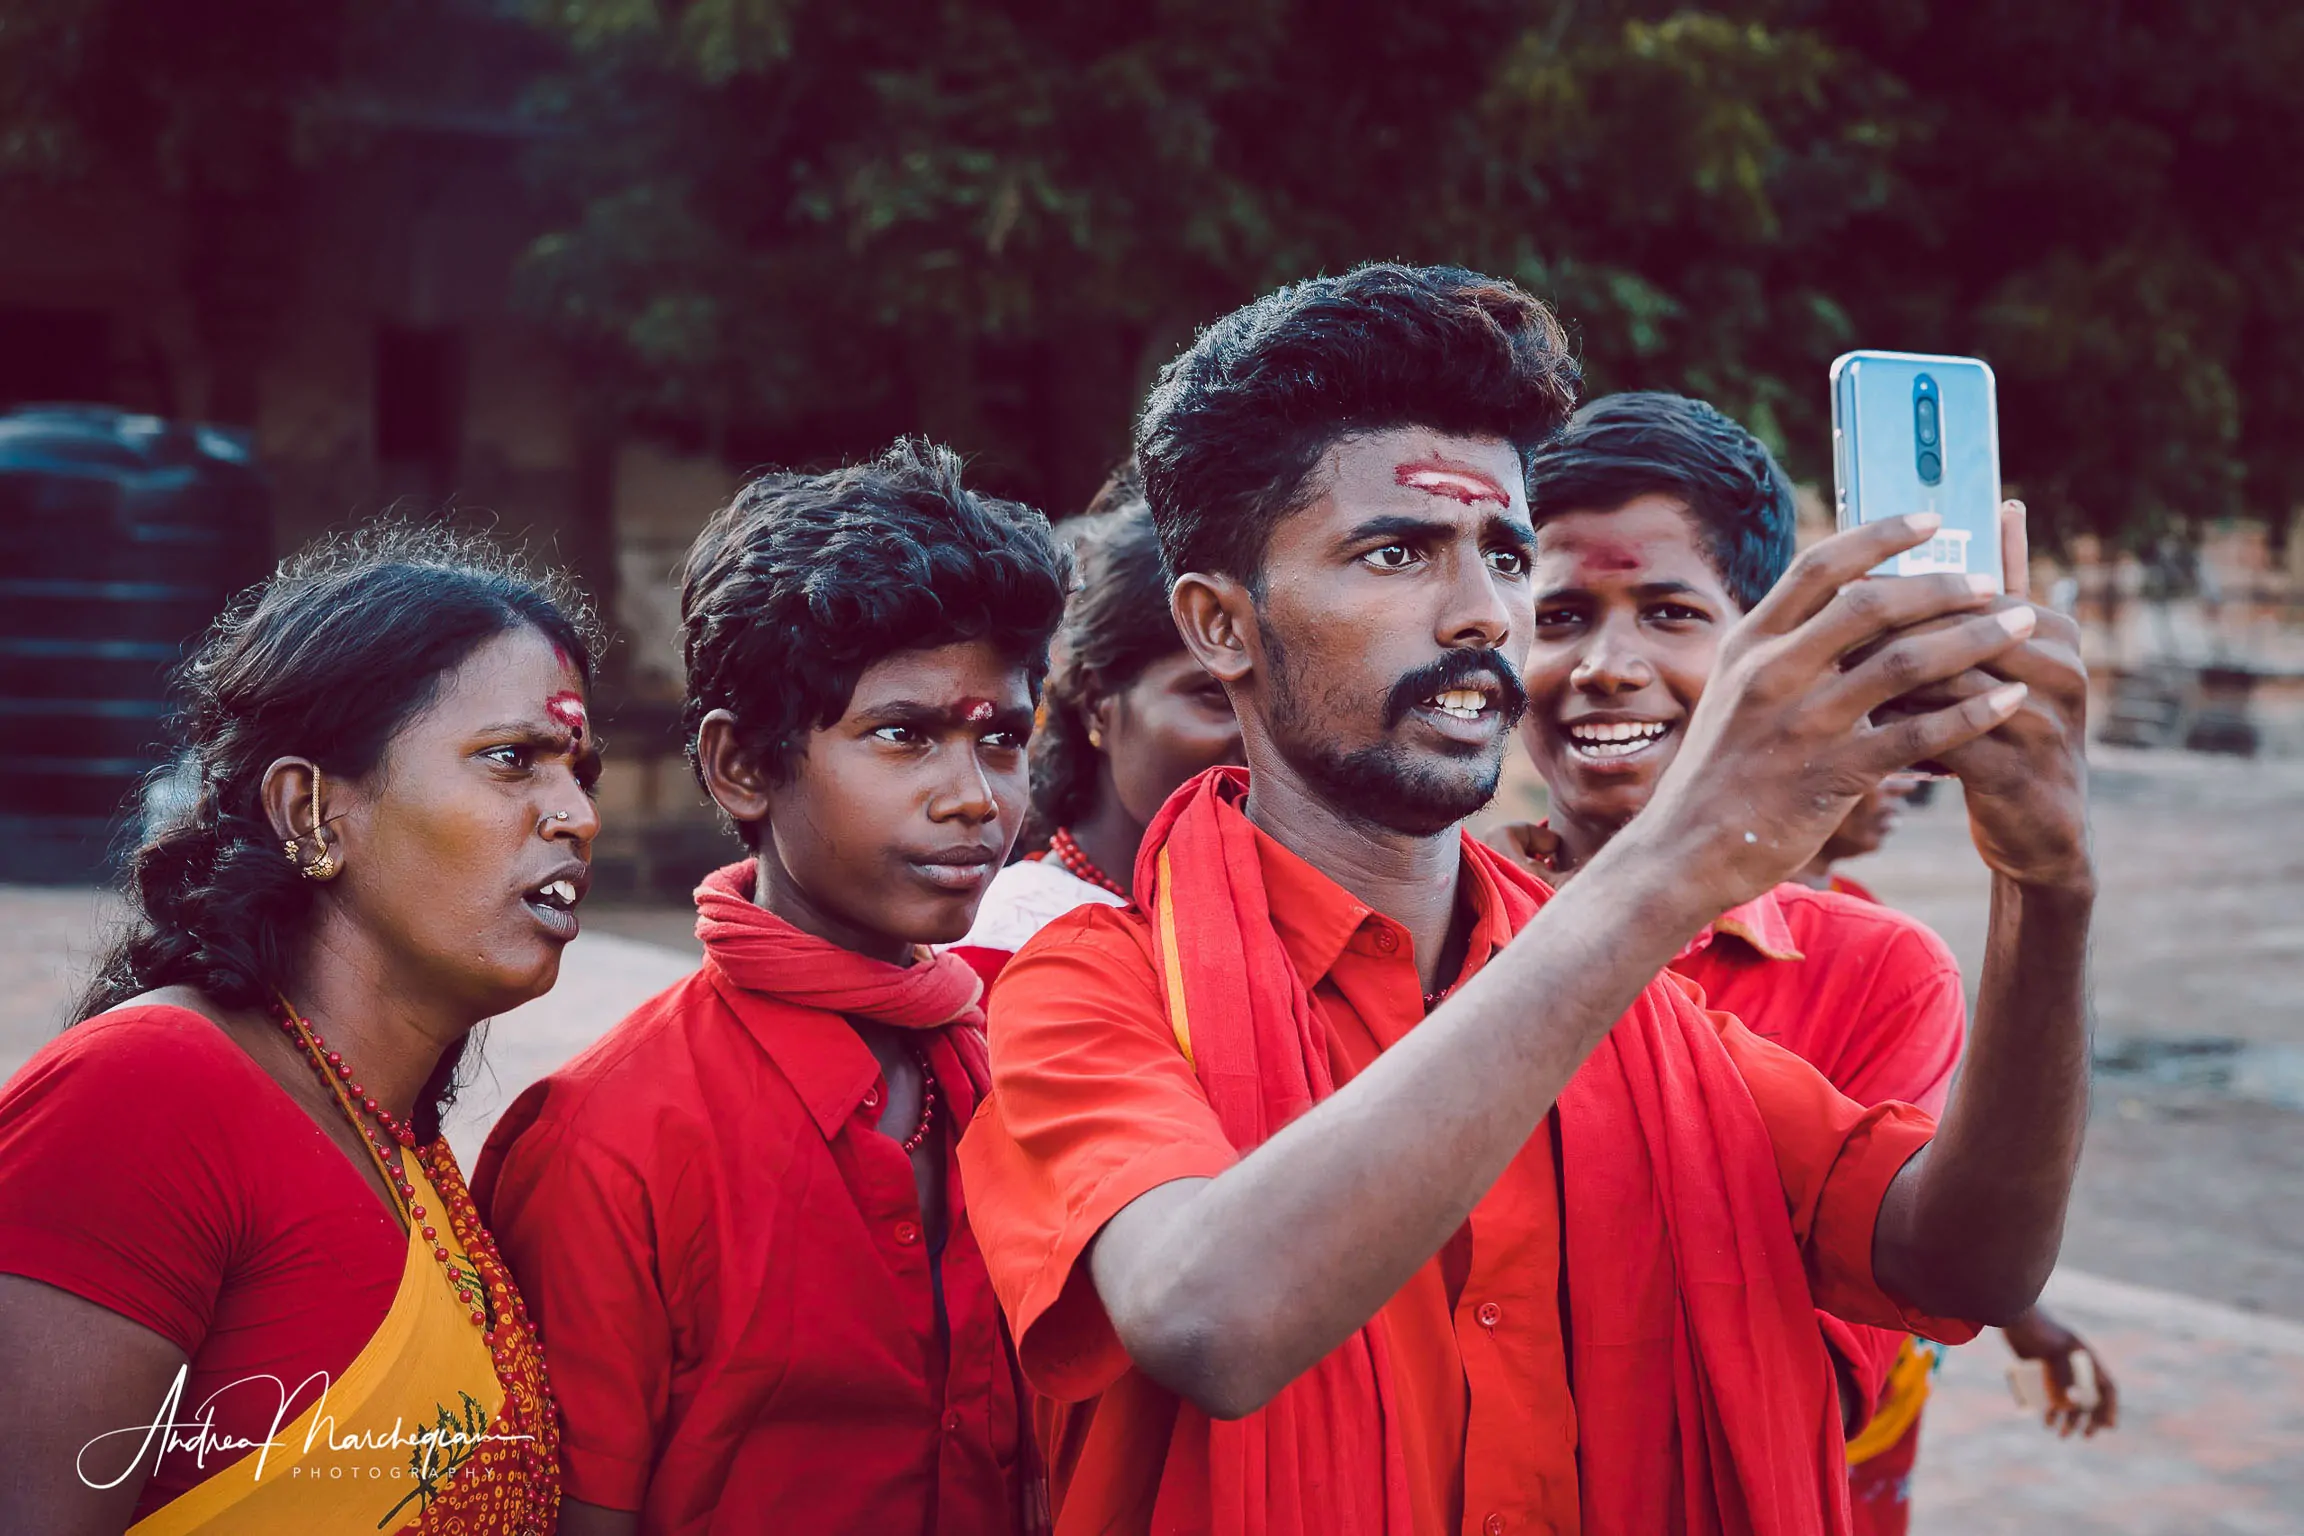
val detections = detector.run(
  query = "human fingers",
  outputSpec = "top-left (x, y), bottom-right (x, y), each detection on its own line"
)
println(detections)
top-left (2083, 1349), bottom-right (2118, 1436)
top-left (1739, 514), bottom-right (1949, 637)
top-left (2000, 500), bottom-right (2031, 602)
top-left (1778, 573), bottom-right (2005, 686)
top-left (1834, 605), bottom-right (2036, 722)
top-left (1857, 678), bottom-right (2029, 777)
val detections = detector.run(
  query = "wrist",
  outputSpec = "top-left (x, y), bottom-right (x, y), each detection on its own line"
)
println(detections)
top-left (1998, 862), bottom-right (2097, 909)
top-left (1574, 814), bottom-right (1735, 943)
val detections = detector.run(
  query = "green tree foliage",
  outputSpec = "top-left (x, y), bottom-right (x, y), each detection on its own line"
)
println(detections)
top-left (517, 0), bottom-right (2304, 541)
top-left (7, 1), bottom-right (2299, 540)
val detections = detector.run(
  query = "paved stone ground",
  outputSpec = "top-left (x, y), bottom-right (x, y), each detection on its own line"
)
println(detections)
top-left (3, 744), bottom-right (2299, 1530)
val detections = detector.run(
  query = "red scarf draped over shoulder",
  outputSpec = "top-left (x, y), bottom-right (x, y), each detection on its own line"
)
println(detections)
top-left (693, 861), bottom-right (991, 1093)
top-left (1131, 769), bottom-right (1849, 1536)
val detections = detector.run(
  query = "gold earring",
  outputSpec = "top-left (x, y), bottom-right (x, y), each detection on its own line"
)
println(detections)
top-left (288, 770), bottom-right (341, 881)
top-left (1088, 727), bottom-right (1105, 749)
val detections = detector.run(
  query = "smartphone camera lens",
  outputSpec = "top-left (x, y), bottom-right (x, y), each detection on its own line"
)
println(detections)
top-left (1913, 375), bottom-right (1943, 483)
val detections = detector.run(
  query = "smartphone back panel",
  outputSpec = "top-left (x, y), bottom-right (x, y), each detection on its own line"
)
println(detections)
top-left (1830, 350), bottom-right (2003, 588)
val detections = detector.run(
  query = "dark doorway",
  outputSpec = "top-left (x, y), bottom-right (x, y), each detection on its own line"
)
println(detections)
top-left (0, 307), bottom-right (115, 409)
top-left (374, 322), bottom-right (465, 493)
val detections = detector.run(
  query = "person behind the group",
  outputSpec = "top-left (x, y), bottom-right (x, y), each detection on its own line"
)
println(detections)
top-left (1488, 390), bottom-right (2117, 1535)
top-left (950, 470), bottom-right (1242, 984)
top-left (1790, 777), bottom-right (1915, 901)
top-left (0, 525), bottom-right (590, 1533)
top-left (959, 263), bottom-right (2099, 1536)
top-left (474, 440), bottom-right (1068, 1535)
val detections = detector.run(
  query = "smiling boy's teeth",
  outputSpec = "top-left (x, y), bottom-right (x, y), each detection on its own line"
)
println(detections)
top-left (1566, 720), bottom-right (1669, 758)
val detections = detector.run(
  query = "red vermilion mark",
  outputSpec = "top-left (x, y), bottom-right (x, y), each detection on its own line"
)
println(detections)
top-left (1573, 540), bottom-right (1646, 574)
top-left (958, 698), bottom-right (996, 724)
top-left (1396, 461), bottom-right (1510, 507)
top-left (544, 691), bottom-right (589, 744)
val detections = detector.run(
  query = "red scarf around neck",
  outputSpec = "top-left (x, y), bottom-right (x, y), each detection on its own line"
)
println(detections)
top-left (693, 860), bottom-right (991, 1091)
top-left (1130, 769), bottom-right (1848, 1536)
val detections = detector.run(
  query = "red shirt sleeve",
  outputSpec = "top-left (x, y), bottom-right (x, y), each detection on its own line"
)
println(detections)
top-left (1660, 974), bottom-right (1980, 1347)
top-left (0, 1008), bottom-right (250, 1352)
top-left (957, 908), bottom-right (1240, 1402)
top-left (478, 1083), bottom-right (679, 1512)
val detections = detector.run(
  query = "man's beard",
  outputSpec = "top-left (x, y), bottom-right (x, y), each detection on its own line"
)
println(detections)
top-left (1263, 626), bottom-right (1526, 837)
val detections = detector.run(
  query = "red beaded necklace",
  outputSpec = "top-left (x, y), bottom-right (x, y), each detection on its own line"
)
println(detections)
top-left (899, 1041), bottom-right (938, 1154)
top-left (1049, 827), bottom-right (1127, 899)
top-left (273, 1001), bottom-right (539, 1358)
top-left (270, 999), bottom-right (561, 1529)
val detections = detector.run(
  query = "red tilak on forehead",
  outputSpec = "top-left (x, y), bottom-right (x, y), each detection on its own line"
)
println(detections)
top-left (544, 691), bottom-right (588, 742)
top-left (1396, 461), bottom-right (1510, 507)
top-left (958, 698), bottom-right (997, 724)
top-left (1572, 539), bottom-right (1647, 574)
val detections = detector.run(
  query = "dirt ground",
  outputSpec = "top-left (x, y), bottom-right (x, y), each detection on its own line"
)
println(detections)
top-left (1847, 745), bottom-right (2304, 1323)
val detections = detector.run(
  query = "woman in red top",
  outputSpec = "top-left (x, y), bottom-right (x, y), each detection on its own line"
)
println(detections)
top-left (951, 475), bottom-right (1241, 985)
top-left (0, 525), bottom-right (596, 1534)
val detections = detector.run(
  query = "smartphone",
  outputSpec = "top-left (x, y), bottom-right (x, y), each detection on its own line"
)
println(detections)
top-left (1830, 350), bottom-right (2003, 591)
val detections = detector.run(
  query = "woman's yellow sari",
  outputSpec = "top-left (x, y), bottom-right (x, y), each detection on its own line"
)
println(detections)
top-left (129, 1145), bottom-right (559, 1535)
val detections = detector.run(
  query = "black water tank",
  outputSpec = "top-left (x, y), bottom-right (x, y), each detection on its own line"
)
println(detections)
top-left (0, 407), bottom-right (272, 883)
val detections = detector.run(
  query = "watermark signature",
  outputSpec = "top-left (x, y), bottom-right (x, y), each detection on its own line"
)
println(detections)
top-left (77, 1367), bottom-right (532, 1492)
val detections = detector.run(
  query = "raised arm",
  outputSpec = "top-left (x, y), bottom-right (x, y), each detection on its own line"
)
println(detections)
top-left (1874, 503), bottom-right (2096, 1322)
top-left (1089, 514), bottom-right (2038, 1417)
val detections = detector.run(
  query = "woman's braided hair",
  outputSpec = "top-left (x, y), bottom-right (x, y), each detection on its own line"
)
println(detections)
top-left (73, 521), bottom-right (598, 1139)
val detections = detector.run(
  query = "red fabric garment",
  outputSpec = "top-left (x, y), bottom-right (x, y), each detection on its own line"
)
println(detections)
top-left (1120, 769), bottom-right (1907, 1536)
top-left (1129, 771), bottom-right (1419, 1536)
top-left (0, 1006), bottom-right (405, 1520)
top-left (963, 801), bottom-right (1976, 1536)
top-left (1847, 1410), bottom-right (1922, 1535)
top-left (695, 860), bottom-right (989, 1050)
top-left (1675, 883), bottom-right (1966, 1421)
top-left (475, 862), bottom-right (1032, 1533)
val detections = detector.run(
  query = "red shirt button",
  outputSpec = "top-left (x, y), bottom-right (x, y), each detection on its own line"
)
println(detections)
top-left (1485, 1515), bottom-right (1506, 1536)
top-left (1476, 1301), bottom-right (1502, 1328)
top-left (944, 1409), bottom-right (964, 1432)
top-left (1373, 927), bottom-right (1398, 952)
top-left (894, 1221), bottom-right (920, 1246)
top-left (863, 1086), bottom-right (882, 1111)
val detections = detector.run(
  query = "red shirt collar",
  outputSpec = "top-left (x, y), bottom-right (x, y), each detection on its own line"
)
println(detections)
top-left (1677, 885), bottom-right (1806, 965)
top-left (703, 959), bottom-right (887, 1139)
top-left (1246, 815), bottom-right (1519, 991)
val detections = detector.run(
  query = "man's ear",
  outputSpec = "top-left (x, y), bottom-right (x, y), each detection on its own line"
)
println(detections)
top-left (1170, 572), bottom-right (1259, 687)
top-left (695, 710), bottom-right (776, 825)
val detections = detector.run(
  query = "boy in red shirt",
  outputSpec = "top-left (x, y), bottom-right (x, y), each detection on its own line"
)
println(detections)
top-left (475, 440), bottom-right (1068, 1534)
top-left (1489, 391), bottom-right (2115, 1535)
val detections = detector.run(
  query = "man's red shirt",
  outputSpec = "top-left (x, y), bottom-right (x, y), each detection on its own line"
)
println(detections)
top-left (1673, 881), bottom-right (1967, 1503)
top-left (1674, 883), bottom-right (1964, 1120)
top-left (961, 819), bottom-right (1976, 1536)
top-left (473, 964), bottom-right (1031, 1534)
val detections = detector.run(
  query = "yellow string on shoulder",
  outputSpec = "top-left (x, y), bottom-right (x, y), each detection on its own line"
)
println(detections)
top-left (1154, 849), bottom-right (1195, 1069)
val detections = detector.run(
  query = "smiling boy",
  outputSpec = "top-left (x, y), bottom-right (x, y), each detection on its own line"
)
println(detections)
top-left (475, 440), bottom-right (1067, 1535)
top-left (1490, 391), bottom-right (2113, 1534)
